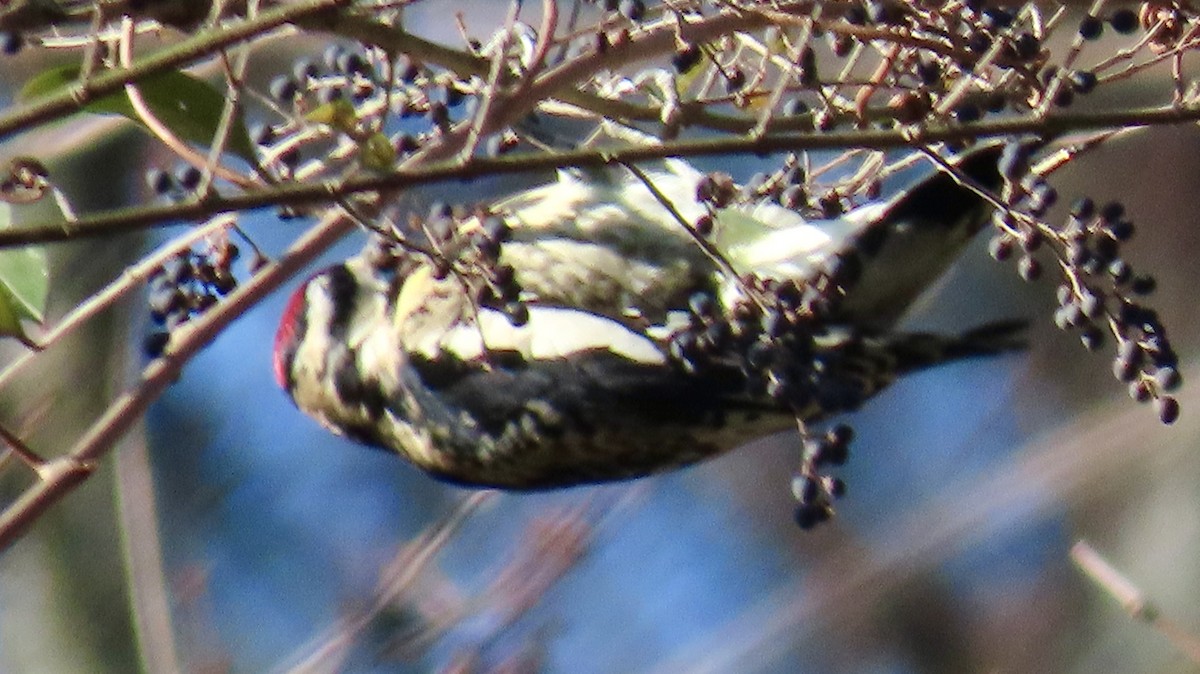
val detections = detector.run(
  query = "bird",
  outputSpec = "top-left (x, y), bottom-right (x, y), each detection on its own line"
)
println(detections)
top-left (273, 138), bottom-right (1026, 489)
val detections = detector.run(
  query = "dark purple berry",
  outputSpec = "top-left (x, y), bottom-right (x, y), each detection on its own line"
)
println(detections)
top-left (1018, 255), bottom-right (1041, 281)
top-left (1099, 201), bottom-right (1125, 223)
top-left (144, 331), bottom-right (170, 358)
top-left (1011, 32), bottom-right (1040, 60)
top-left (1109, 8), bottom-right (1138, 34)
top-left (269, 75), bottom-right (298, 102)
top-left (672, 44), bottom-right (702, 73)
top-left (1130, 275), bottom-right (1157, 296)
top-left (175, 165), bottom-right (202, 191)
top-left (0, 32), bottom-right (23, 56)
top-left (1069, 70), bottom-right (1098, 94)
top-left (145, 168), bottom-right (174, 195)
top-left (1070, 197), bottom-right (1096, 220)
top-left (916, 60), bottom-right (941, 86)
top-left (293, 59), bottom-right (319, 81)
top-left (1154, 367), bottom-right (1182, 392)
top-left (1079, 16), bottom-right (1103, 40)
top-left (988, 235), bottom-right (1015, 261)
top-left (1156, 396), bottom-right (1180, 424)
top-left (619, 0), bottom-right (645, 21)
top-left (1130, 380), bottom-right (1152, 403)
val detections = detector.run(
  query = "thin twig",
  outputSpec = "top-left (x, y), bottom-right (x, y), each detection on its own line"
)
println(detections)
top-left (0, 215), bottom-right (238, 391)
top-left (117, 17), bottom-right (255, 189)
top-left (621, 161), bottom-right (765, 310)
top-left (0, 207), bottom-right (355, 552)
top-left (4, 103), bottom-right (1200, 250)
top-left (0, 0), bottom-right (349, 143)
top-left (1071, 540), bottom-right (1200, 664)
top-left (275, 491), bottom-right (494, 674)
top-left (642, 376), bottom-right (1200, 674)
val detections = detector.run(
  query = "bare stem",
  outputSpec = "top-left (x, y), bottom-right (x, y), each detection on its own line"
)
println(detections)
top-left (1071, 540), bottom-right (1200, 664)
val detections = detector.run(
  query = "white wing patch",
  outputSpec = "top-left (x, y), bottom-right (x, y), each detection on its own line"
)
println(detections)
top-left (441, 307), bottom-right (667, 365)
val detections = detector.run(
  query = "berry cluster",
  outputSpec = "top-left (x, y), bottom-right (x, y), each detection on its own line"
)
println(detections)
top-left (735, 154), bottom-right (873, 220)
top-left (792, 425), bottom-right (851, 529)
top-left (985, 145), bottom-right (1181, 425)
top-left (368, 203), bottom-right (526, 327)
top-left (144, 244), bottom-right (240, 358)
top-left (666, 245), bottom-right (864, 528)
top-left (254, 43), bottom-right (522, 185)
top-left (144, 165), bottom-right (204, 201)
top-left (586, 0), bottom-right (647, 22)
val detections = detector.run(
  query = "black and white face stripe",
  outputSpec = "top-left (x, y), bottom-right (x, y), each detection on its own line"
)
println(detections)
top-left (275, 262), bottom-right (396, 426)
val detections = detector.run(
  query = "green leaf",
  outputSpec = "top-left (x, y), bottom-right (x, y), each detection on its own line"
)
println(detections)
top-left (20, 65), bottom-right (257, 163)
top-left (0, 285), bottom-right (29, 345)
top-left (0, 202), bottom-right (49, 343)
top-left (359, 132), bottom-right (396, 173)
top-left (305, 98), bottom-right (357, 132)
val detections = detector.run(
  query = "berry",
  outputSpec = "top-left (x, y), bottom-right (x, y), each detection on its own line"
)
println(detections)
top-left (1080, 325), bottom-right (1105, 351)
top-left (394, 55), bottom-right (420, 82)
top-left (988, 235), bottom-right (1015, 261)
top-left (982, 7), bottom-right (1014, 28)
top-left (1130, 275), bottom-right (1157, 296)
top-left (794, 504), bottom-right (827, 530)
top-left (145, 168), bottom-right (174, 195)
top-left (250, 123), bottom-right (276, 146)
top-left (175, 165), bottom-right (202, 191)
top-left (967, 31), bottom-right (991, 54)
top-left (323, 44), bottom-right (346, 71)
top-left (1154, 367), bottom-right (1182, 392)
top-left (1078, 16), bottom-right (1103, 40)
top-left (953, 103), bottom-right (981, 123)
top-left (1106, 220), bottom-right (1135, 241)
top-left (1011, 33), bottom-right (1040, 60)
top-left (1156, 396), bottom-right (1181, 424)
top-left (1053, 87), bottom-right (1075, 108)
top-left (998, 142), bottom-right (1030, 181)
top-left (1112, 357), bottom-right (1137, 383)
top-left (1099, 201), bottom-right (1125, 223)
top-left (1017, 255), bottom-right (1041, 281)
top-left (672, 44), bottom-right (702, 73)
top-left (619, 0), bottom-right (645, 21)
top-left (725, 67), bottom-right (746, 92)
top-left (144, 331), bottom-right (170, 358)
top-left (1070, 197), bottom-right (1096, 220)
top-left (1109, 9), bottom-right (1138, 34)
top-left (269, 75), bottom-right (298, 102)
top-left (783, 98), bottom-right (809, 117)
top-left (1069, 70), bottom-right (1098, 94)
top-left (0, 32), bottom-right (23, 55)
top-left (292, 58), bottom-right (319, 81)
top-left (916, 60), bottom-right (941, 86)
top-left (336, 51), bottom-right (371, 77)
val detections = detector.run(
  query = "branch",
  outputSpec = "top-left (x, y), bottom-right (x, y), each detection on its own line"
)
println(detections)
top-left (0, 207), bottom-right (354, 552)
top-left (1071, 540), bottom-right (1200, 664)
top-left (4, 102), bottom-right (1200, 249)
top-left (0, 0), bottom-right (348, 144)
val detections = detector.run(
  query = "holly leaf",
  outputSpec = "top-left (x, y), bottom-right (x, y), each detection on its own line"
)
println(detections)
top-left (20, 65), bottom-right (257, 163)
top-left (0, 202), bottom-right (49, 345)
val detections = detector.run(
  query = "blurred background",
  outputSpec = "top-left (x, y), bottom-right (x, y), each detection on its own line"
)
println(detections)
top-left (2, 3), bottom-right (1200, 673)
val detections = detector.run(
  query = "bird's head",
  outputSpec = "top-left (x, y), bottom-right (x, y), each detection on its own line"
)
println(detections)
top-left (272, 261), bottom-right (395, 424)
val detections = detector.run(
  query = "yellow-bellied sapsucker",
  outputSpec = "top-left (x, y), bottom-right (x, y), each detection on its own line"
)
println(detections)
top-left (273, 142), bottom-right (1024, 491)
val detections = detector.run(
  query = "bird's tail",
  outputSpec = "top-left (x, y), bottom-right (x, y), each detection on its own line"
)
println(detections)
top-left (884, 319), bottom-right (1029, 375)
